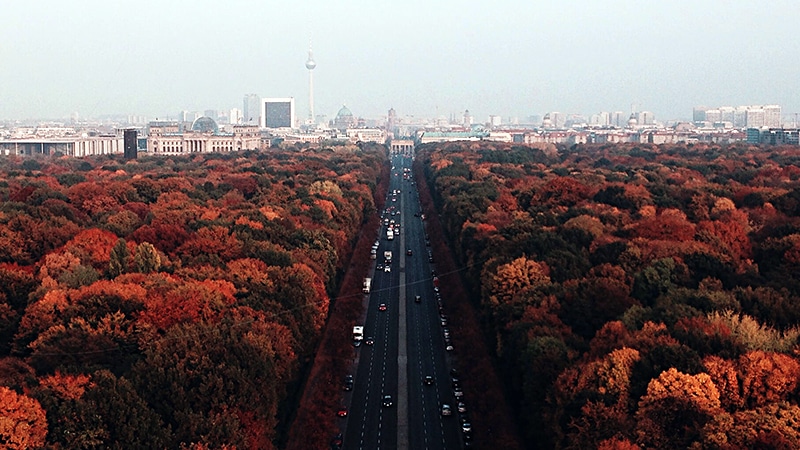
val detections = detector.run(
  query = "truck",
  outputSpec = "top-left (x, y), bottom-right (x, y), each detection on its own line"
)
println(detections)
top-left (384, 250), bottom-right (393, 264)
top-left (363, 278), bottom-right (371, 293)
top-left (387, 229), bottom-right (394, 240)
top-left (353, 326), bottom-right (364, 344)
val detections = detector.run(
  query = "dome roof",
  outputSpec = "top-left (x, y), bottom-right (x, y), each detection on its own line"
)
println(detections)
top-left (191, 117), bottom-right (219, 133)
top-left (336, 105), bottom-right (353, 118)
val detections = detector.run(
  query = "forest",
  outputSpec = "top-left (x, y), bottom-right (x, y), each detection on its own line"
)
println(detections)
top-left (0, 145), bottom-right (385, 449)
top-left (418, 141), bottom-right (800, 449)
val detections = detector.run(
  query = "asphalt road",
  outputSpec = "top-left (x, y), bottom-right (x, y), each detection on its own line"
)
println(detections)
top-left (343, 149), bottom-right (464, 450)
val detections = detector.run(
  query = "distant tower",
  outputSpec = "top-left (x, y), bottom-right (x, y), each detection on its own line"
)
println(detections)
top-left (305, 45), bottom-right (317, 124)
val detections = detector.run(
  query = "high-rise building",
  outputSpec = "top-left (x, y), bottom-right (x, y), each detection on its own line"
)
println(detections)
top-left (611, 111), bottom-right (625, 127)
top-left (637, 111), bottom-right (655, 126)
top-left (305, 46), bottom-right (316, 124)
top-left (746, 108), bottom-right (765, 128)
top-left (229, 108), bottom-right (243, 125)
top-left (734, 107), bottom-right (748, 128)
top-left (720, 106), bottom-right (735, 124)
top-left (243, 94), bottom-right (260, 125)
top-left (591, 112), bottom-right (611, 126)
top-left (123, 129), bottom-right (138, 159)
top-left (463, 110), bottom-right (473, 127)
top-left (387, 108), bottom-right (397, 132)
top-left (693, 106), bottom-right (708, 123)
top-left (764, 105), bottom-right (781, 128)
top-left (261, 98), bottom-right (295, 128)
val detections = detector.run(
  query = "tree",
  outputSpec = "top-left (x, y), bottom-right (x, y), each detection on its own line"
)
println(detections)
top-left (0, 386), bottom-right (48, 449)
top-left (131, 310), bottom-right (295, 448)
top-left (108, 239), bottom-right (130, 278)
top-left (635, 368), bottom-right (722, 449)
top-left (134, 242), bottom-right (161, 273)
top-left (487, 256), bottom-right (550, 305)
top-left (738, 351), bottom-right (800, 408)
top-left (631, 258), bottom-right (678, 304)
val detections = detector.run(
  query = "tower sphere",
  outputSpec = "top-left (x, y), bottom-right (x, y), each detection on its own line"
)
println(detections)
top-left (305, 50), bottom-right (316, 70)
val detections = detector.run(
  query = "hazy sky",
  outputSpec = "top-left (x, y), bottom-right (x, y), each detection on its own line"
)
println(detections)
top-left (1, 0), bottom-right (798, 122)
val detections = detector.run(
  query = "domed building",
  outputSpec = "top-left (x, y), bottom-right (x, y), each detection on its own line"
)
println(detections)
top-left (542, 113), bottom-right (553, 129)
top-left (627, 113), bottom-right (638, 128)
top-left (191, 116), bottom-right (219, 134)
top-left (333, 105), bottom-right (357, 130)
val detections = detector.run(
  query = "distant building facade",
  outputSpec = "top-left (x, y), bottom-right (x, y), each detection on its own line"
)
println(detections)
top-left (0, 134), bottom-right (125, 157)
top-left (261, 98), bottom-right (295, 128)
top-left (694, 104), bottom-right (781, 128)
top-left (243, 94), bottom-right (260, 125)
top-left (147, 117), bottom-right (260, 155)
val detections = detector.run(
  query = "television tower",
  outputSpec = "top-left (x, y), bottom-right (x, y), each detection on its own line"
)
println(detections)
top-left (305, 45), bottom-right (316, 124)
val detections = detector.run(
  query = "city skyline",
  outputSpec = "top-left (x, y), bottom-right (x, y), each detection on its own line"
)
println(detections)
top-left (1, 0), bottom-right (798, 122)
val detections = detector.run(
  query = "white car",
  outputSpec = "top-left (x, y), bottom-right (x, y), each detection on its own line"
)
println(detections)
top-left (384, 265), bottom-right (391, 273)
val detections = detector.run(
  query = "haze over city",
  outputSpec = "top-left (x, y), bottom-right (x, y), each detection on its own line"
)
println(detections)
top-left (1, 0), bottom-right (798, 121)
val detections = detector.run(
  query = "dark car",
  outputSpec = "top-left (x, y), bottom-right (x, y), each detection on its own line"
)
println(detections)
top-left (424, 375), bottom-right (434, 385)
top-left (365, 337), bottom-right (374, 346)
top-left (343, 374), bottom-right (354, 391)
top-left (337, 406), bottom-right (348, 417)
top-left (407, 249), bottom-right (413, 256)
top-left (379, 303), bottom-right (387, 311)
top-left (382, 395), bottom-right (393, 407)
top-left (441, 404), bottom-right (452, 416)
top-left (330, 433), bottom-right (343, 449)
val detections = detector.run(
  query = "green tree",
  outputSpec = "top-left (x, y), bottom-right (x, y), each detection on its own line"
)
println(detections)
top-left (134, 242), bottom-right (160, 274)
top-left (109, 239), bottom-right (129, 278)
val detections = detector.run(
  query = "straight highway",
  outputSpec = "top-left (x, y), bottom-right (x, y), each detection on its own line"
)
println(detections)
top-left (343, 149), bottom-right (464, 449)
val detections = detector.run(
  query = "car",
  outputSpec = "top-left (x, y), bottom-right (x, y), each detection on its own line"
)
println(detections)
top-left (458, 402), bottom-right (467, 413)
top-left (382, 395), bottom-right (393, 407)
top-left (454, 387), bottom-right (464, 398)
top-left (441, 318), bottom-right (448, 326)
top-left (425, 239), bottom-right (431, 246)
top-left (384, 265), bottom-right (391, 273)
top-left (379, 303), bottom-right (387, 311)
top-left (337, 406), bottom-right (348, 417)
top-left (330, 433), bottom-right (343, 449)
top-left (450, 368), bottom-right (460, 379)
top-left (462, 421), bottom-right (472, 433)
top-left (376, 264), bottom-right (384, 270)
top-left (365, 337), bottom-right (374, 346)
top-left (428, 256), bottom-right (434, 263)
top-left (353, 339), bottom-right (362, 347)
top-left (414, 295), bottom-right (421, 303)
top-left (407, 249), bottom-right (413, 256)
top-left (343, 375), bottom-right (354, 391)
top-left (424, 375), bottom-right (434, 385)
top-left (441, 404), bottom-right (452, 416)
top-left (446, 344), bottom-right (454, 352)
top-left (443, 330), bottom-right (450, 339)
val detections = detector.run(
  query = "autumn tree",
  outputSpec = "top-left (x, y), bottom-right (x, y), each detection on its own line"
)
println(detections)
top-left (0, 386), bottom-right (48, 449)
top-left (635, 368), bottom-right (722, 449)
